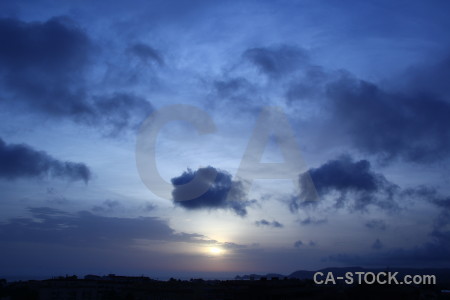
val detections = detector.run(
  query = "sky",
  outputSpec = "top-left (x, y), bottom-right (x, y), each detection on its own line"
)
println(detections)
top-left (1, 0), bottom-right (450, 279)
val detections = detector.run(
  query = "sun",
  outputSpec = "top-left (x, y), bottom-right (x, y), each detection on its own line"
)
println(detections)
top-left (209, 247), bottom-right (223, 255)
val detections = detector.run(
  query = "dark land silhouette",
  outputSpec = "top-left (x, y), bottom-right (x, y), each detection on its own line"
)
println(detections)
top-left (1, 267), bottom-right (450, 300)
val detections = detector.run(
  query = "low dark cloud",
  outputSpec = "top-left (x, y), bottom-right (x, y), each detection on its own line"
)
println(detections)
top-left (0, 17), bottom-right (153, 135)
top-left (142, 202), bottom-right (157, 212)
top-left (405, 186), bottom-right (450, 211)
top-left (255, 219), bottom-right (283, 228)
top-left (372, 238), bottom-right (383, 250)
top-left (0, 137), bottom-right (90, 183)
top-left (365, 219), bottom-right (387, 231)
top-left (243, 45), bottom-right (309, 78)
top-left (328, 192), bottom-right (450, 267)
top-left (221, 242), bottom-right (248, 250)
top-left (0, 207), bottom-right (208, 247)
top-left (171, 166), bottom-right (253, 216)
top-left (92, 199), bottom-right (120, 213)
top-left (294, 240), bottom-right (303, 248)
top-left (294, 240), bottom-right (317, 248)
top-left (327, 237), bottom-right (450, 267)
top-left (401, 186), bottom-right (450, 238)
top-left (129, 43), bottom-right (164, 66)
top-left (298, 217), bottom-right (327, 226)
top-left (291, 155), bottom-right (398, 212)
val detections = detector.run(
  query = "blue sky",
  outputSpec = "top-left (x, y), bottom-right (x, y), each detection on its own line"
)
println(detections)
top-left (1, 0), bottom-right (450, 279)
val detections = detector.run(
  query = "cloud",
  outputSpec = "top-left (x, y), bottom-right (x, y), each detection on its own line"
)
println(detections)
top-left (401, 186), bottom-right (450, 234)
top-left (269, 44), bottom-right (450, 164)
top-left (224, 45), bottom-right (450, 165)
top-left (221, 242), bottom-right (248, 250)
top-left (294, 239), bottom-right (316, 248)
top-left (129, 43), bottom-right (164, 66)
top-left (0, 207), bottom-right (210, 247)
top-left (243, 45), bottom-right (309, 78)
top-left (327, 238), bottom-right (450, 267)
top-left (325, 74), bottom-right (450, 163)
top-left (171, 166), bottom-right (253, 216)
top-left (255, 219), bottom-right (283, 228)
top-left (142, 202), bottom-right (157, 212)
top-left (92, 199), bottom-right (121, 213)
top-left (0, 17), bottom-right (91, 74)
top-left (372, 238), bottom-right (383, 250)
top-left (213, 77), bottom-right (256, 106)
top-left (0, 17), bottom-right (153, 135)
top-left (89, 92), bottom-right (153, 135)
top-left (327, 185), bottom-right (450, 267)
top-left (0, 137), bottom-right (90, 183)
top-left (291, 155), bottom-right (398, 212)
top-left (405, 186), bottom-right (450, 211)
top-left (209, 44), bottom-right (314, 114)
top-left (294, 240), bottom-right (303, 248)
top-left (365, 219), bottom-right (387, 231)
top-left (298, 217), bottom-right (327, 226)
top-left (0, 17), bottom-right (92, 115)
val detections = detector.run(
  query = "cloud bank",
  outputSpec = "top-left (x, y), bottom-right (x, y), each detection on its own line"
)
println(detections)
top-left (0, 137), bottom-right (90, 183)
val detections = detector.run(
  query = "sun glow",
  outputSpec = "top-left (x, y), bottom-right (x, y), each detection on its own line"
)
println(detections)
top-left (209, 247), bottom-right (223, 255)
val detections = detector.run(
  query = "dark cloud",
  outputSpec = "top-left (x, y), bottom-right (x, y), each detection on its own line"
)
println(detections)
top-left (0, 17), bottom-right (153, 135)
top-left (89, 92), bottom-right (153, 135)
top-left (0, 207), bottom-right (208, 247)
top-left (294, 240), bottom-right (303, 248)
top-left (171, 166), bottom-right (253, 216)
top-left (327, 185), bottom-right (450, 266)
top-left (291, 155), bottom-right (398, 212)
top-left (325, 74), bottom-right (450, 163)
top-left (0, 17), bottom-right (92, 115)
top-left (129, 43), bottom-right (164, 66)
top-left (92, 199), bottom-right (120, 213)
top-left (255, 219), bottom-right (283, 228)
top-left (412, 187), bottom-right (450, 254)
top-left (221, 242), bottom-right (248, 250)
top-left (225, 45), bottom-right (450, 164)
top-left (298, 217), bottom-right (327, 226)
top-left (210, 45), bottom-right (313, 114)
top-left (0, 17), bottom-right (91, 75)
top-left (401, 186), bottom-right (450, 237)
top-left (328, 187), bottom-right (450, 267)
top-left (0, 137), bottom-right (90, 183)
top-left (405, 186), bottom-right (450, 211)
top-left (365, 219), bottom-right (387, 231)
top-left (403, 55), bottom-right (450, 102)
top-left (243, 45), bottom-right (309, 78)
top-left (294, 239), bottom-right (316, 248)
top-left (143, 202), bottom-right (157, 212)
top-left (270, 43), bottom-right (450, 164)
top-left (372, 238), bottom-right (383, 250)
top-left (213, 77), bottom-right (256, 105)
top-left (284, 65), bottom-right (329, 103)
top-left (327, 238), bottom-right (450, 267)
